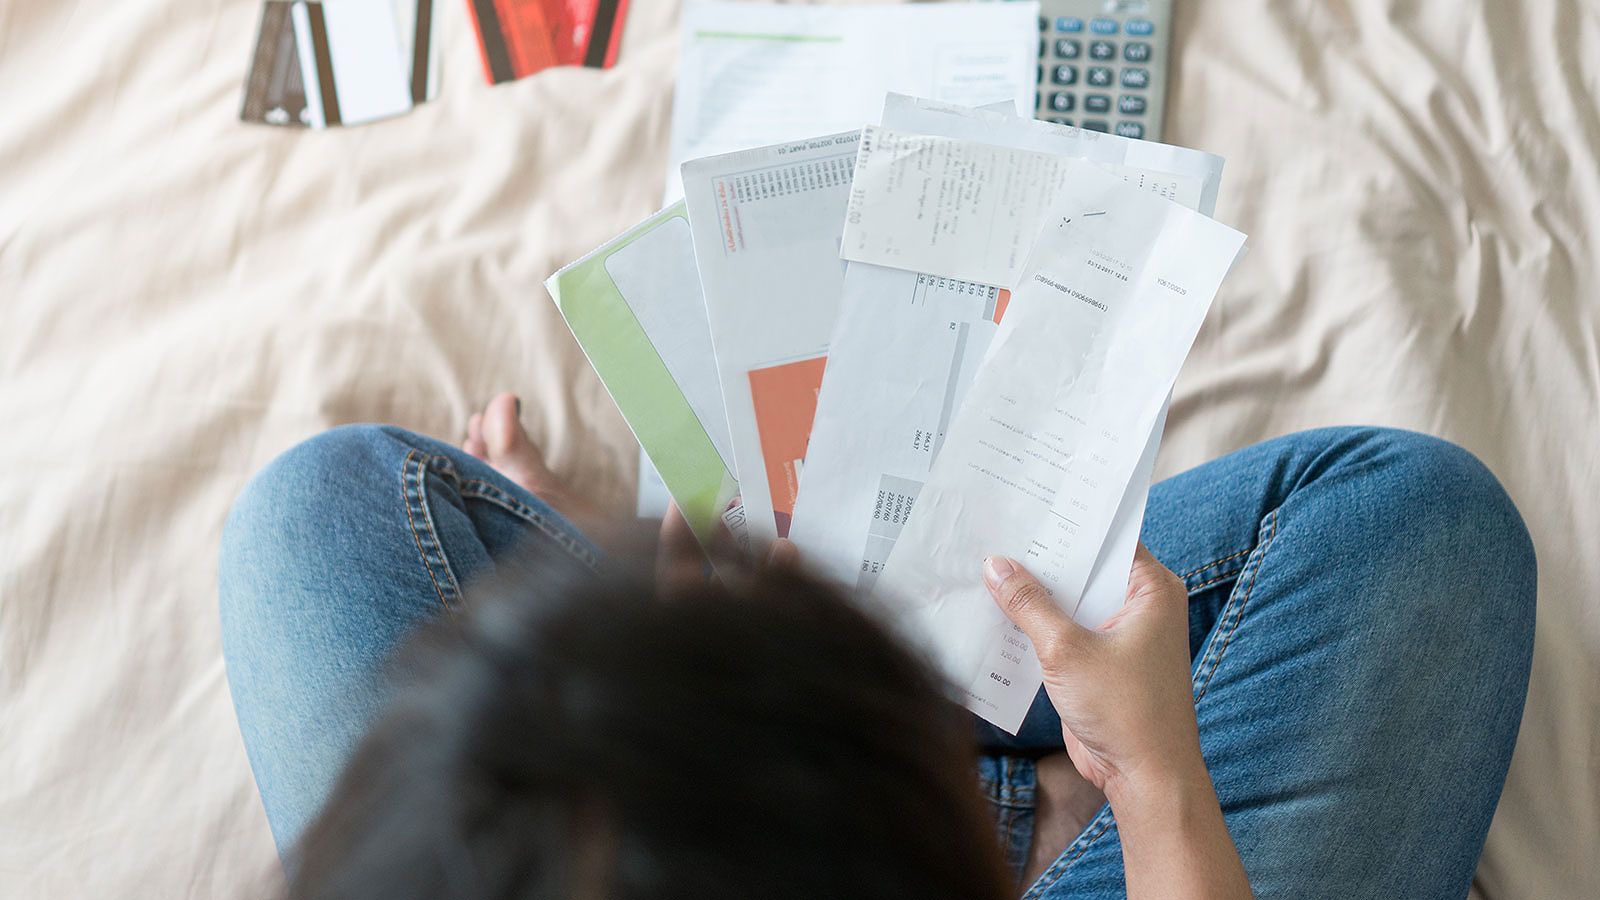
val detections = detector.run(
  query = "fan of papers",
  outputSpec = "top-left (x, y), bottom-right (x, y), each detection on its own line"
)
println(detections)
top-left (546, 93), bottom-right (1247, 733)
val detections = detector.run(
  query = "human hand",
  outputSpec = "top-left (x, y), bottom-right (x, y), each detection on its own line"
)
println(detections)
top-left (656, 499), bottom-right (798, 591)
top-left (983, 545), bottom-right (1204, 805)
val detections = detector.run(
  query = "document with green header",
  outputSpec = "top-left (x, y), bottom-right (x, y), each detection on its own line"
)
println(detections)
top-left (544, 203), bottom-right (742, 547)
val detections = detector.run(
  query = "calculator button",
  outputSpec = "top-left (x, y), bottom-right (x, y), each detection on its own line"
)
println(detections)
top-left (1125, 19), bottom-right (1155, 36)
top-left (1038, 16), bottom-right (1047, 31)
top-left (1048, 118), bottom-right (1073, 127)
top-left (1115, 122), bottom-right (1145, 139)
top-left (1088, 40), bottom-right (1116, 61)
top-left (1036, 64), bottom-right (1043, 84)
top-left (1050, 65), bottom-right (1079, 86)
top-left (1049, 92), bottom-right (1076, 112)
top-left (1123, 41), bottom-right (1151, 63)
top-left (1054, 38), bottom-right (1081, 59)
top-left (1090, 17), bottom-right (1118, 35)
top-left (1120, 67), bottom-right (1150, 89)
top-left (1081, 120), bottom-right (1110, 133)
top-left (1117, 95), bottom-right (1147, 115)
top-left (1084, 94), bottom-right (1111, 114)
top-left (1087, 66), bottom-right (1113, 88)
top-left (1056, 16), bottom-right (1084, 32)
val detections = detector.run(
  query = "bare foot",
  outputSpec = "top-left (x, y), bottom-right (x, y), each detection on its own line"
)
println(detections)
top-left (462, 392), bottom-right (601, 529)
top-left (1022, 752), bottom-right (1108, 885)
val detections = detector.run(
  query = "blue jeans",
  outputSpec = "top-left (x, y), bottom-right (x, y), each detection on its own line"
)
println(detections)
top-left (220, 425), bottom-right (1534, 898)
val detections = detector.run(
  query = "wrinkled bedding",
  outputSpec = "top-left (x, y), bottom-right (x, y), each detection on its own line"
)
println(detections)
top-left (1, 1), bottom-right (1595, 896)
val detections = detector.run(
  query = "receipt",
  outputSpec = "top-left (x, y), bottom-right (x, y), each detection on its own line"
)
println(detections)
top-left (875, 162), bottom-right (1247, 733)
top-left (790, 99), bottom-right (1222, 603)
top-left (842, 126), bottom-right (1205, 287)
top-left (665, 3), bottom-right (1038, 200)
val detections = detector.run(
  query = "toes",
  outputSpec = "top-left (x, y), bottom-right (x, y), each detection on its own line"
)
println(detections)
top-left (463, 413), bottom-right (488, 459)
top-left (481, 392), bottom-right (538, 460)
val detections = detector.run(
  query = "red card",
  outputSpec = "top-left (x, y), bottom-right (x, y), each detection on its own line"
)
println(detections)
top-left (467, 0), bottom-right (628, 84)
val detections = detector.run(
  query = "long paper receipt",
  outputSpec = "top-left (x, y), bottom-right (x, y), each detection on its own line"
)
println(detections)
top-left (875, 162), bottom-right (1247, 733)
top-left (842, 126), bottom-right (1205, 287)
top-left (790, 105), bottom-right (1222, 607)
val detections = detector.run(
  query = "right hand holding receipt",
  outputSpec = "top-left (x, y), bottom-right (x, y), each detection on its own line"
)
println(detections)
top-left (983, 546), bottom-right (1255, 900)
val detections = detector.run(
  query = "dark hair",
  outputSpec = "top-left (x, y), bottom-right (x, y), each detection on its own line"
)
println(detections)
top-left (287, 549), bottom-right (1011, 900)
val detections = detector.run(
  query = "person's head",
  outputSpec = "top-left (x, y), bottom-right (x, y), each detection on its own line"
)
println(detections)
top-left (287, 550), bottom-right (1011, 900)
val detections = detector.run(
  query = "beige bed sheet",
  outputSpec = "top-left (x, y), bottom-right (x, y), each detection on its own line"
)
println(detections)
top-left (1, 0), bottom-right (1595, 896)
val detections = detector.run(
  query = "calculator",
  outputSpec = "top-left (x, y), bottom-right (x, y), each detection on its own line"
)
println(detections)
top-left (1033, 0), bottom-right (1173, 141)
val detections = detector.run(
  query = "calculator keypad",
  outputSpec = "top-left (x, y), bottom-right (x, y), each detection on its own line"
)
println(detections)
top-left (1035, 2), bottom-right (1166, 142)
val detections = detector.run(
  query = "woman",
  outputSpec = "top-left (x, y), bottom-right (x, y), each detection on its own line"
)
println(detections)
top-left (220, 393), bottom-right (1535, 899)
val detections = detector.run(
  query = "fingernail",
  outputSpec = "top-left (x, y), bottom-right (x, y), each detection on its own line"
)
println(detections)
top-left (767, 538), bottom-right (798, 567)
top-left (983, 556), bottom-right (1015, 588)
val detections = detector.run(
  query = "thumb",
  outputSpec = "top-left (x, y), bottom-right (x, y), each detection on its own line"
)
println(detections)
top-left (983, 556), bottom-right (1091, 665)
top-left (1126, 542), bottom-right (1186, 606)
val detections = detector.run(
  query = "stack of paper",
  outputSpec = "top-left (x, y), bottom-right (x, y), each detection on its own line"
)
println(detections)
top-left (549, 95), bottom-right (1246, 734)
top-left (629, 0), bottom-right (1041, 515)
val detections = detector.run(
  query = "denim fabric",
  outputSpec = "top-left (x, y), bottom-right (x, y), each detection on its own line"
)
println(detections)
top-left (220, 426), bottom-right (1534, 898)
top-left (219, 425), bottom-right (600, 848)
top-left (974, 426), bottom-right (1535, 899)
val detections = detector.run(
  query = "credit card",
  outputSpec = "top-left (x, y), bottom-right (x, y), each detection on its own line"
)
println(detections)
top-left (392, 0), bottom-right (441, 105)
top-left (466, 0), bottom-right (629, 85)
top-left (242, 0), bottom-right (437, 129)
top-left (241, 1), bottom-right (311, 127)
top-left (290, 0), bottom-right (413, 128)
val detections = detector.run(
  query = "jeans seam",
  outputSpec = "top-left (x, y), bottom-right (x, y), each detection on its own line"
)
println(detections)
top-left (1020, 804), bottom-right (1117, 898)
top-left (1193, 509), bottom-right (1280, 703)
top-left (401, 449), bottom-right (462, 616)
top-left (1179, 545), bottom-right (1252, 579)
top-left (1022, 511), bottom-right (1281, 896)
top-left (457, 479), bottom-right (601, 571)
top-left (1188, 565), bottom-right (1246, 593)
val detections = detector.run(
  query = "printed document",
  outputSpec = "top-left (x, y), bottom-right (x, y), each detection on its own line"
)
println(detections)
top-left (638, 3), bottom-right (1038, 515)
top-left (665, 2), bottom-right (1038, 200)
top-left (842, 125), bottom-right (1207, 287)
top-left (544, 203), bottom-right (740, 545)
top-left (790, 99), bottom-right (1223, 608)
top-left (876, 163), bottom-right (1247, 733)
top-left (681, 132), bottom-right (863, 548)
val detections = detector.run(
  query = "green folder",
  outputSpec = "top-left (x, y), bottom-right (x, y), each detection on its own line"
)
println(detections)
top-left (545, 203), bottom-right (740, 546)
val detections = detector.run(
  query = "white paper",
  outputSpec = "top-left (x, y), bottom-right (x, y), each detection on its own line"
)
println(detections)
top-left (872, 95), bottom-right (1226, 218)
top-left (790, 99), bottom-right (1221, 605)
top-left (664, 1), bottom-right (1038, 201)
top-left (876, 163), bottom-right (1247, 733)
top-left (604, 217), bottom-right (735, 475)
top-left (610, 218), bottom-right (729, 521)
top-left (681, 131), bottom-right (861, 548)
top-left (637, 457), bottom-right (673, 518)
top-left (646, 3), bottom-right (1036, 515)
top-left (842, 125), bottom-right (1209, 287)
